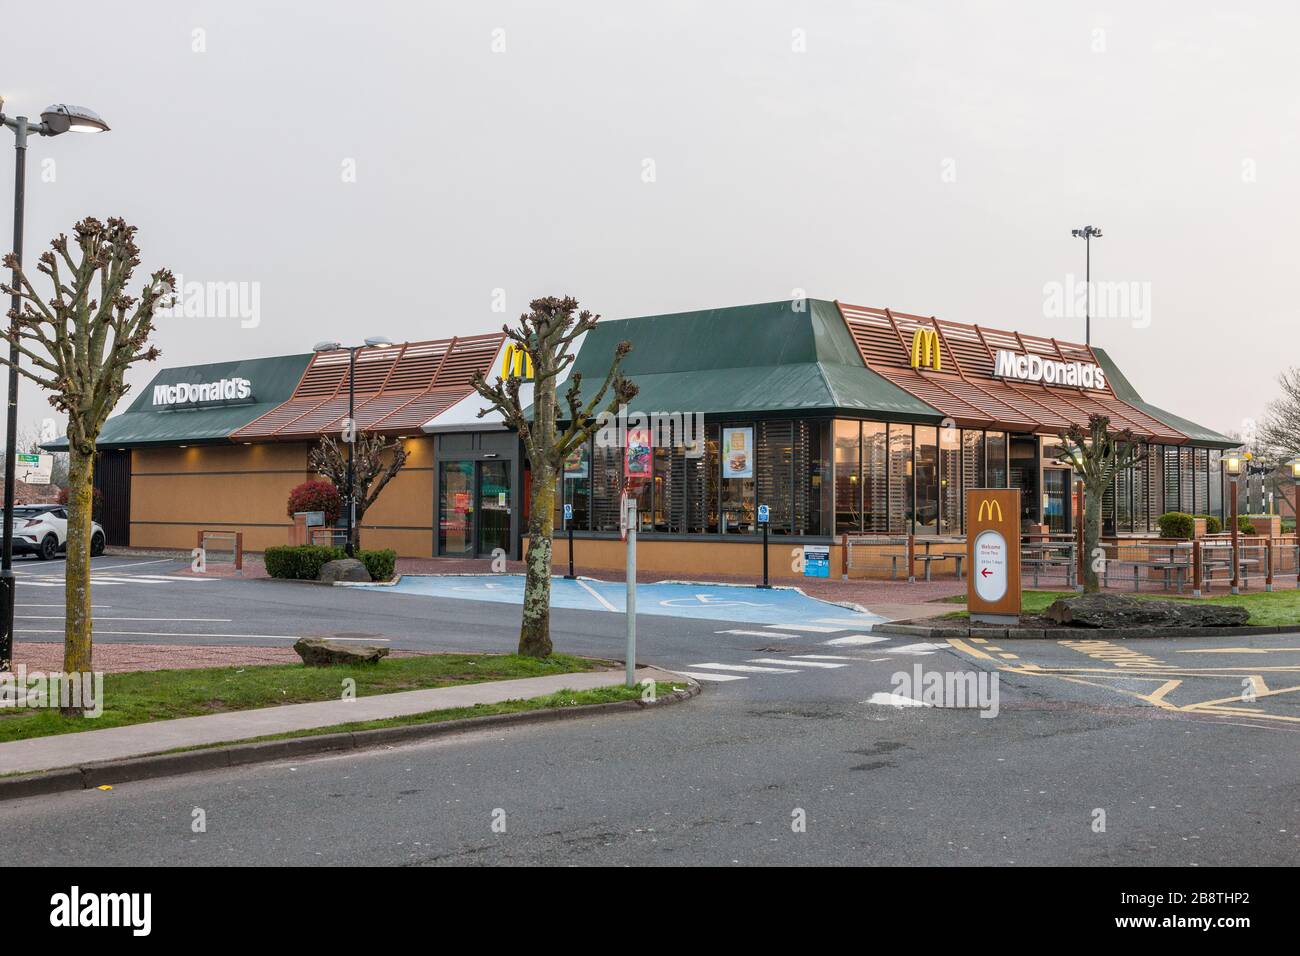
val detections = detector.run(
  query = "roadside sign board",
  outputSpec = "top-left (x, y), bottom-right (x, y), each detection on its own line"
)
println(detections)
top-left (803, 544), bottom-right (830, 578)
top-left (757, 504), bottom-right (769, 524)
top-left (17, 453), bottom-right (52, 485)
top-left (966, 489), bottom-right (1021, 623)
top-left (563, 502), bottom-right (573, 522)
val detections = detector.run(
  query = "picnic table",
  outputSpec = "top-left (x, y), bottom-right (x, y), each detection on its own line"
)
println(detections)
top-left (1022, 539), bottom-right (1076, 588)
top-left (1102, 542), bottom-right (1192, 593)
top-left (915, 537), bottom-right (965, 581)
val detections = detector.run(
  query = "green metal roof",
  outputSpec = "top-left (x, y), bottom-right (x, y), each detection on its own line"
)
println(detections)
top-left (1093, 347), bottom-right (1238, 449)
top-left (563, 299), bottom-right (941, 420)
top-left (43, 353), bottom-right (313, 450)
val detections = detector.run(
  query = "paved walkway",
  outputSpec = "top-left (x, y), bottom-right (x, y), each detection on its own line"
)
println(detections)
top-left (0, 666), bottom-right (673, 776)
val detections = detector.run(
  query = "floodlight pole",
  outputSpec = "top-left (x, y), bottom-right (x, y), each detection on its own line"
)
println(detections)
top-left (346, 346), bottom-right (357, 557)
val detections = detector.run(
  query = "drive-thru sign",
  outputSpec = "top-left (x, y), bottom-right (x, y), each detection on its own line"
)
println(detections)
top-left (965, 488), bottom-right (1021, 624)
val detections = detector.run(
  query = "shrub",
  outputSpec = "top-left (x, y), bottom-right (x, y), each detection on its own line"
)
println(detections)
top-left (1237, 516), bottom-right (1257, 535)
top-left (1194, 513), bottom-right (1222, 535)
top-left (264, 544), bottom-right (345, 579)
top-left (287, 480), bottom-right (341, 524)
top-left (359, 549), bottom-right (397, 582)
top-left (1157, 512), bottom-right (1194, 539)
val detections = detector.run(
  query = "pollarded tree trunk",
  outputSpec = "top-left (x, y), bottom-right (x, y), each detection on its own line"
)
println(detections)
top-left (1081, 482), bottom-right (1103, 593)
top-left (62, 447), bottom-right (95, 710)
top-left (520, 462), bottom-right (555, 657)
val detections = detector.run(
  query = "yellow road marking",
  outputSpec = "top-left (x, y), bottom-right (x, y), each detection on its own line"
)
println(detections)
top-left (1176, 647), bottom-right (1300, 655)
top-left (999, 653), bottom-right (1019, 660)
top-left (946, 637), bottom-right (997, 661)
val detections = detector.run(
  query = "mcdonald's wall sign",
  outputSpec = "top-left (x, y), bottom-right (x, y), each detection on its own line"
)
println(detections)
top-left (910, 328), bottom-right (942, 370)
top-left (965, 488), bottom-right (1021, 623)
top-left (500, 343), bottom-right (534, 380)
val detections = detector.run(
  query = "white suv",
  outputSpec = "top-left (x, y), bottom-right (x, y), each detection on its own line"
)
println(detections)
top-left (9, 505), bottom-right (106, 560)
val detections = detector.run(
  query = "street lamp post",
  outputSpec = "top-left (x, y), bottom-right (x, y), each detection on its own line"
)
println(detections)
top-left (312, 337), bottom-right (392, 558)
top-left (1070, 225), bottom-right (1103, 345)
top-left (0, 101), bottom-right (109, 672)
top-left (1225, 452), bottom-right (1242, 595)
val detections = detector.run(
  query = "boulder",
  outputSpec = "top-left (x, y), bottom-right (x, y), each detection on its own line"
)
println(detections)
top-left (318, 558), bottom-right (372, 584)
top-left (1045, 593), bottom-right (1249, 629)
top-left (293, 637), bottom-right (389, 666)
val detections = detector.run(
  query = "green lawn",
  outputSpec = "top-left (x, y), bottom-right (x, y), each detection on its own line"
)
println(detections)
top-left (0, 653), bottom-right (605, 743)
top-left (941, 589), bottom-right (1300, 626)
top-left (165, 681), bottom-right (687, 753)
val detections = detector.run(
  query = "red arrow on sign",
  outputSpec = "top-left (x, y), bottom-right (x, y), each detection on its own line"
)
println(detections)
top-left (980, 567), bottom-right (993, 577)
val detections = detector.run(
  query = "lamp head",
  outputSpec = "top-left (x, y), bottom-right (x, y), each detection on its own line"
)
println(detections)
top-left (40, 103), bottom-right (109, 135)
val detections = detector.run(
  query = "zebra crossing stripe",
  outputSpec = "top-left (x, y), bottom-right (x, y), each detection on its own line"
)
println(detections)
top-left (748, 657), bottom-right (846, 669)
top-left (791, 654), bottom-right (855, 660)
top-left (765, 623), bottom-right (844, 633)
top-left (715, 629), bottom-right (789, 638)
top-left (670, 670), bottom-right (747, 682)
top-left (823, 635), bottom-right (888, 646)
top-left (884, 642), bottom-right (946, 655)
top-left (690, 662), bottom-right (802, 674)
top-left (814, 617), bottom-right (881, 626)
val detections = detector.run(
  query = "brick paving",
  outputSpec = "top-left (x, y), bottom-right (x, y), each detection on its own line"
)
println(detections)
top-left (7, 642), bottom-right (302, 674)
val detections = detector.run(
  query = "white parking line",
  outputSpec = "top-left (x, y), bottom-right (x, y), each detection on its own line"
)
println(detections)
top-left (16, 616), bottom-right (234, 622)
top-left (814, 617), bottom-right (882, 626)
top-left (749, 657), bottom-right (846, 669)
top-left (865, 692), bottom-right (931, 708)
top-left (715, 629), bottom-right (790, 638)
top-left (791, 654), bottom-right (855, 660)
top-left (670, 670), bottom-right (747, 682)
top-left (14, 629), bottom-right (329, 640)
top-left (883, 642), bottom-right (946, 655)
top-left (766, 623), bottom-right (844, 633)
top-left (689, 662), bottom-right (801, 674)
top-left (824, 635), bottom-right (888, 646)
top-left (575, 579), bottom-right (619, 612)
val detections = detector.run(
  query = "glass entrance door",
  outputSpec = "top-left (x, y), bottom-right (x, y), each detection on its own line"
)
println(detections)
top-left (476, 460), bottom-right (511, 556)
top-left (438, 461), bottom-right (474, 556)
top-left (1043, 467), bottom-right (1071, 534)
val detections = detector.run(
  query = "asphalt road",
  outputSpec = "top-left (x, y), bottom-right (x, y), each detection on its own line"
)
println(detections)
top-left (3, 555), bottom-right (1298, 866)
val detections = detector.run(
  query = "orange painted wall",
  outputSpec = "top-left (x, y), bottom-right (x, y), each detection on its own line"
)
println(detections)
top-left (128, 438), bottom-right (435, 557)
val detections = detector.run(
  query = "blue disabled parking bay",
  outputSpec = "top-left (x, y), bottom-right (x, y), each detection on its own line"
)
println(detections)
top-left (360, 574), bottom-right (886, 629)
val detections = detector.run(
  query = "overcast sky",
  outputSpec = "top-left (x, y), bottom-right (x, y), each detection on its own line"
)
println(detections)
top-left (4, 1), bottom-right (1295, 444)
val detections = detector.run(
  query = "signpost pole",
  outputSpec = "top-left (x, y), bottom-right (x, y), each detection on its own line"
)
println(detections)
top-left (624, 495), bottom-right (636, 689)
top-left (563, 502), bottom-right (575, 579)
top-left (757, 503), bottom-right (771, 589)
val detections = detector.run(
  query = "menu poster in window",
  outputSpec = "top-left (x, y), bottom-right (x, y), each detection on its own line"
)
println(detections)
top-left (563, 443), bottom-right (588, 479)
top-left (625, 427), bottom-right (651, 479)
top-left (722, 427), bottom-right (753, 478)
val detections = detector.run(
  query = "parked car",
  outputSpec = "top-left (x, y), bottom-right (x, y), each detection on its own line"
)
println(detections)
top-left (6, 505), bottom-right (106, 559)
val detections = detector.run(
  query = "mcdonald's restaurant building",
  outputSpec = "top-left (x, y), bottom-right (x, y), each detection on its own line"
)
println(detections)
top-left (54, 299), bottom-right (1237, 580)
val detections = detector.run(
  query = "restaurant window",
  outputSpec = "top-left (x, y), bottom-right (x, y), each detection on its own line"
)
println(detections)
top-left (1145, 445), bottom-right (1163, 532)
top-left (986, 431), bottom-right (1008, 487)
top-left (1194, 448), bottom-right (1209, 516)
top-left (1133, 450), bottom-right (1150, 532)
top-left (1208, 449), bottom-right (1222, 520)
top-left (888, 424), bottom-right (913, 533)
top-left (939, 427), bottom-right (961, 535)
top-left (1179, 447), bottom-right (1195, 514)
top-left (755, 420), bottom-right (798, 534)
top-left (863, 422), bottom-right (888, 532)
top-left (807, 420), bottom-right (831, 535)
top-left (834, 420), bottom-right (861, 533)
top-left (1115, 463), bottom-right (1133, 533)
top-left (720, 424), bottom-right (756, 533)
top-left (652, 429), bottom-right (672, 532)
top-left (562, 438), bottom-right (591, 530)
top-left (914, 426), bottom-right (939, 535)
top-left (591, 440), bottom-right (623, 532)
top-left (704, 424), bottom-right (720, 532)
top-left (1161, 446), bottom-right (1178, 516)
top-left (961, 430), bottom-right (985, 533)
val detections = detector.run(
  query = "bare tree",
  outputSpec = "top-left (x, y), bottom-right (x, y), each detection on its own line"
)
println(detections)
top-left (472, 296), bottom-right (637, 657)
top-left (1055, 414), bottom-right (1146, 593)
top-left (0, 218), bottom-right (170, 701)
top-left (308, 431), bottom-right (408, 550)
top-left (1259, 367), bottom-right (1300, 458)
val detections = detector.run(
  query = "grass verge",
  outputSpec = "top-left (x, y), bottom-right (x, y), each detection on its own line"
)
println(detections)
top-left (939, 589), bottom-right (1300, 626)
top-left (163, 681), bottom-right (687, 754)
top-left (0, 653), bottom-right (605, 743)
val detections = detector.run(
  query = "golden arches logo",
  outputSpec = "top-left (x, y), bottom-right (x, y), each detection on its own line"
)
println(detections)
top-left (910, 328), bottom-right (942, 370)
top-left (501, 343), bottom-right (534, 380)
top-left (977, 499), bottom-right (1003, 522)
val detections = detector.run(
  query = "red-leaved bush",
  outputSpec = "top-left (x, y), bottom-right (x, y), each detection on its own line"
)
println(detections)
top-left (287, 480), bottom-right (341, 524)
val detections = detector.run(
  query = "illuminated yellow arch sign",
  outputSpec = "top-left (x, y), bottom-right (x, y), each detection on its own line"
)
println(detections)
top-left (501, 343), bottom-right (534, 380)
top-left (910, 328), bottom-right (942, 370)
